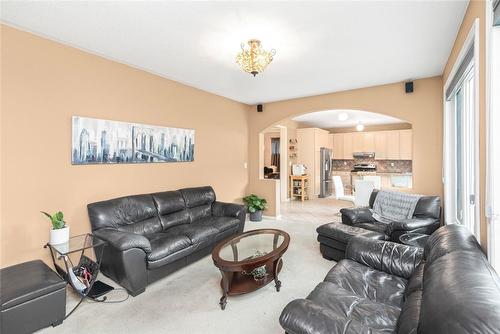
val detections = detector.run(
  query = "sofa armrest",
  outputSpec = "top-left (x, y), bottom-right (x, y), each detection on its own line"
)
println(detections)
top-left (340, 207), bottom-right (376, 225)
top-left (280, 299), bottom-right (376, 334)
top-left (388, 218), bottom-right (439, 234)
top-left (212, 201), bottom-right (245, 220)
top-left (345, 236), bottom-right (423, 279)
top-left (93, 229), bottom-right (152, 254)
top-left (212, 201), bottom-right (246, 233)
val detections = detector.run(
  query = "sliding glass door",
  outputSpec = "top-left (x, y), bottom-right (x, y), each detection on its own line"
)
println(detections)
top-left (444, 46), bottom-right (479, 239)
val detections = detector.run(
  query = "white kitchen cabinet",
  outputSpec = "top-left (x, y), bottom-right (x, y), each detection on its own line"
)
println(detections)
top-left (399, 129), bottom-right (413, 160)
top-left (374, 131), bottom-right (388, 160)
top-left (333, 133), bottom-right (344, 160)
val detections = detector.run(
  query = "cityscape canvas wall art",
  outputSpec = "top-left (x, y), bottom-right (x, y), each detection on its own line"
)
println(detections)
top-left (72, 116), bottom-right (194, 165)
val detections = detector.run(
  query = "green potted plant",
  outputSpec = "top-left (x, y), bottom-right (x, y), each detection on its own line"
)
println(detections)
top-left (243, 194), bottom-right (267, 222)
top-left (41, 211), bottom-right (69, 245)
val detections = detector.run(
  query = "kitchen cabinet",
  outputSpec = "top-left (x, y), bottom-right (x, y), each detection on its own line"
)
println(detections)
top-left (399, 129), bottom-right (413, 160)
top-left (333, 133), bottom-right (344, 160)
top-left (386, 131), bottom-right (400, 159)
top-left (343, 133), bottom-right (353, 159)
top-left (328, 134), bottom-right (334, 152)
top-left (352, 133), bottom-right (364, 153)
top-left (330, 129), bottom-right (413, 161)
top-left (374, 131), bottom-right (388, 160)
top-left (363, 132), bottom-right (375, 152)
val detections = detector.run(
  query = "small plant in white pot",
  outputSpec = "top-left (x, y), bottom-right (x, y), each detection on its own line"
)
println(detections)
top-left (243, 194), bottom-right (267, 222)
top-left (41, 211), bottom-right (69, 245)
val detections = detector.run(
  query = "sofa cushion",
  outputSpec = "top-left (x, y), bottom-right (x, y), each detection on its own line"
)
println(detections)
top-left (324, 259), bottom-right (407, 308)
top-left (413, 196), bottom-right (441, 220)
top-left (317, 222), bottom-right (386, 244)
top-left (280, 298), bottom-right (384, 334)
top-left (180, 186), bottom-right (216, 208)
top-left (168, 223), bottom-right (219, 245)
top-left (146, 233), bottom-right (192, 262)
top-left (201, 216), bottom-right (240, 233)
top-left (418, 250), bottom-right (500, 334)
top-left (152, 191), bottom-right (188, 230)
top-left (186, 204), bottom-right (212, 223)
top-left (307, 281), bottom-right (401, 332)
top-left (88, 194), bottom-right (162, 234)
top-left (353, 221), bottom-right (388, 235)
top-left (396, 290), bottom-right (422, 334)
top-left (424, 223), bottom-right (481, 265)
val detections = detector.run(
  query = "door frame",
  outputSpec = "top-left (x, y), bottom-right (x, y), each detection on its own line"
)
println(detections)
top-left (443, 18), bottom-right (481, 240)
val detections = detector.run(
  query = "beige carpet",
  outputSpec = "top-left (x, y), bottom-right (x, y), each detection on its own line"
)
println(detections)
top-left (40, 198), bottom-right (349, 334)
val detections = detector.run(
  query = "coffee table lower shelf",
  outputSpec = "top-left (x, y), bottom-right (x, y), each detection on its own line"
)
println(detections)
top-left (218, 259), bottom-right (283, 310)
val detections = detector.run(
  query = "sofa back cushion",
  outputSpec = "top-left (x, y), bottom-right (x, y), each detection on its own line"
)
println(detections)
top-left (417, 224), bottom-right (500, 333)
top-left (413, 196), bottom-right (441, 219)
top-left (419, 251), bottom-right (500, 333)
top-left (369, 190), bottom-right (441, 220)
top-left (180, 186), bottom-right (216, 222)
top-left (87, 194), bottom-right (162, 235)
top-left (424, 224), bottom-right (481, 265)
top-left (152, 191), bottom-right (189, 230)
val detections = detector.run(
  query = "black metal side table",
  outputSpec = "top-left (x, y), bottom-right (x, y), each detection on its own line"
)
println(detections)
top-left (399, 233), bottom-right (429, 249)
top-left (45, 233), bottom-right (110, 318)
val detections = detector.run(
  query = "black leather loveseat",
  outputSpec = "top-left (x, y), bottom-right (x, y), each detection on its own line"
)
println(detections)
top-left (280, 224), bottom-right (500, 334)
top-left (340, 189), bottom-right (441, 242)
top-left (87, 186), bottom-right (245, 296)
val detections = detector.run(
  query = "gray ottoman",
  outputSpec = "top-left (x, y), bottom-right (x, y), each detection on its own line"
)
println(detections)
top-left (1, 260), bottom-right (66, 334)
top-left (317, 222), bottom-right (386, 261)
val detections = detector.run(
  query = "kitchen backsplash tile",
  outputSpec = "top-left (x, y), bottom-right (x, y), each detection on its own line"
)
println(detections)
top-left (332, 159), bottom-right (412, 173)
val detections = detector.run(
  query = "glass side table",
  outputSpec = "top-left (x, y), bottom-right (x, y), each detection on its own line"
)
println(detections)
top-left (399, 233), bottom-right (429, 249)
top-left (45, 233), bottom-right (111, 318)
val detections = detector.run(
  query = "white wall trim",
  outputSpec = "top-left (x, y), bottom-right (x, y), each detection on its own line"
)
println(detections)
top-left (442, 18), bottom-right (481, 242)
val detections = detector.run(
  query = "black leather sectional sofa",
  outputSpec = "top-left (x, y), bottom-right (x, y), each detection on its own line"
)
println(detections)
top-left (280, 224), bottom-right (500, 334)
top-left (340, 189), bottom-right (441, 242)
top-left (87, 186), bottom-right (245, 296)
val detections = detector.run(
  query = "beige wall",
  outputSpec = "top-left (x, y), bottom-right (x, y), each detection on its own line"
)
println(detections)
top-left (442, 0), bottom-right (487, 247)
top-left (248, 77), bottom-right (444, 204)
top-left (0, 25), bottom-right (249, 267)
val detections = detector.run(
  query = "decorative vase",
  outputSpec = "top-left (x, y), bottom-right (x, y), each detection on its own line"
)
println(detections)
top-left (50, 226), bottom-right (70, 245)
top-left (249, 210), bottom-right (263, 222)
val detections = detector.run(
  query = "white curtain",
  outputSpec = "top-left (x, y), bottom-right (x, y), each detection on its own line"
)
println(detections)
top-left (487, 24), bottom-right (500, 271)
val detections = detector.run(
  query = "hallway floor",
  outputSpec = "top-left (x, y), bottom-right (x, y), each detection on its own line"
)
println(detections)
top-left (41, 197), bottom-right (352, 334)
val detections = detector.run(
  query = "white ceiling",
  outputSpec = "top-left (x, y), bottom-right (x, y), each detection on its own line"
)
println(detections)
top-left (293, 109), bottom-right (405, 129)
top-left (0, 1), bottom-right (468, 105)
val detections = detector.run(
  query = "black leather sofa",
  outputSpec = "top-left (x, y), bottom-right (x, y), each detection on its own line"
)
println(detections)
top-left (280, 224), bottom-right (500, 334)
top-left (340, 189), bottom-right (441, 242)
top-left (87, 186), bottom-right (245, 296)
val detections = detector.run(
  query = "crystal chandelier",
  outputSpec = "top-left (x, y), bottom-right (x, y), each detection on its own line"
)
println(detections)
top-left (236, 39), bottom-right (276, 76)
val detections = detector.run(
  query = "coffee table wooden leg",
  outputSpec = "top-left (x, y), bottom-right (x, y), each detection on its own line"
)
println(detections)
top-left (273, 258), bottom-right (283, 292)
top-left (219, 270), bottom-right (230, 310)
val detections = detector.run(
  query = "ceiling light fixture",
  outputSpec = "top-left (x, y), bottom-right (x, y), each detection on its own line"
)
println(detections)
top-left (356, 123), bottom-right (365, 132)
top-left (338, 112), bottom-right (348, 121)
top-left (236, 39), bottom-right (276, 76)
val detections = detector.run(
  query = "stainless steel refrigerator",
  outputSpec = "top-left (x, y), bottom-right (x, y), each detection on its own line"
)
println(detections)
top-left (319, 147), bottom-right (332, 198)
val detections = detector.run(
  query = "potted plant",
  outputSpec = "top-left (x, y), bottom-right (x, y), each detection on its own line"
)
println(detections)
top-left (41, 211), bottom-right (69, 245)
top-left (243, 194), bottom-right (267, 222)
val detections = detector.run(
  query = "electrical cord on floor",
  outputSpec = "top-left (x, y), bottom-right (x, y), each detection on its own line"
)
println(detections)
top-left (86, 288), bottom-right (129, 304)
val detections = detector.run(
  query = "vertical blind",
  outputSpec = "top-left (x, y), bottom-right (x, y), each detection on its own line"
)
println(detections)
top-left (445, 45), bottom-right (474, 100)
top-left (494, 0), bottom-right (500, 26)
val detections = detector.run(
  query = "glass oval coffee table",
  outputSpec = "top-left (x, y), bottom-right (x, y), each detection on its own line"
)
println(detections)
top-left (212, 229), bottom-right (290, 310)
